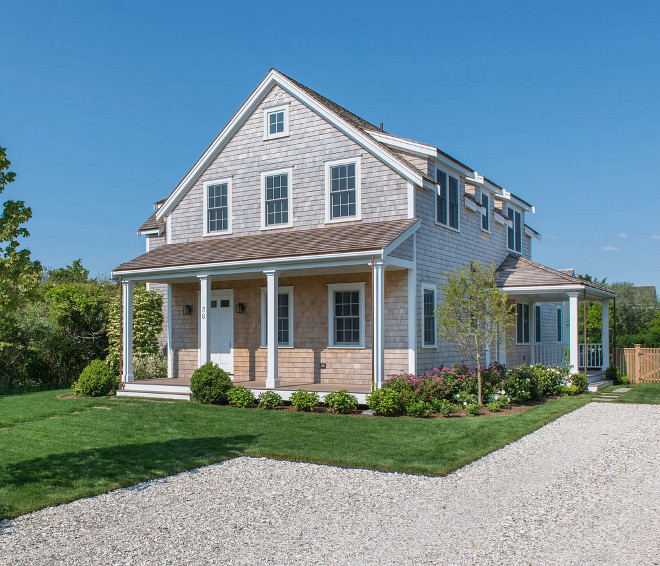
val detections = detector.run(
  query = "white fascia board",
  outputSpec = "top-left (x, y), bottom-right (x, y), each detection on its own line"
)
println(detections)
top-left (501, 284), bottom-right (616, 299)
top-left (524, 225), bottom-right (542, 241)
top-left (137, 229), bottom-right (160, 236)
top-left (494, 190), bottom-right (533, 213)
top-left (113, 249), bottom-right (384, 280)
top-left (157, 72), bottom-right (424, 221)
top-left (382, 220), bottom-right (421, 257)
top-left (368, 131), bottom-right (437, 157)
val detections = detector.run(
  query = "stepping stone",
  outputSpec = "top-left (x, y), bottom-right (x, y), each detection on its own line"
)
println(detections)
top-left (613, 388), bottom-right (632, 393)
top-left (592, 398), bottom-right (615, 402)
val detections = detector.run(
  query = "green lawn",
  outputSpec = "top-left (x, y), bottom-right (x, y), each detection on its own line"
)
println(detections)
top-left (615, 383), bottom-right (660, 404)
top-left (0, 389), bottom-right (590, 520)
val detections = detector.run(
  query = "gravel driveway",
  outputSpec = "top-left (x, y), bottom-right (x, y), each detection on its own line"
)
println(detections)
top-left (1, 403), bottom-right (659, 565)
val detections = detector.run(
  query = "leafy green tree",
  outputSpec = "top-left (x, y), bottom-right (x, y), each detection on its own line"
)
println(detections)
top-left (46, 259), bottom-right (89, 284)
top-left (435, 262), bottom-right (514, 405)
top-left (106, 283), bottom-right (164, 373)
top-left (0, 147), bottom-right (41, 334)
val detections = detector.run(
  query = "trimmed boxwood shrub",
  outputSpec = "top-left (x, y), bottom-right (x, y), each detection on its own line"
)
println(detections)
top-left (569, 372), bottom-right (589, 394)
top-left (190, 362), bottom-right (232, 404)
top-left (72, 360), bottom-right (117, 397)
top-left (366, 388), bottom-right (404, 416)
top-left (324, 390), bottom-right (358, 414)
top-left (257, 391), bottom-right (284, 410)
top-left (290, 389), bottom-right (319, 412)
top-left (227, 386), bottom-right (255, 408)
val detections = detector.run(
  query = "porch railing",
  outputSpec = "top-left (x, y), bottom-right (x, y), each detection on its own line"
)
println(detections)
top-left (533, 344), bottom-right (567, 367)
top-left (579, 343), bottom-right (603, 370)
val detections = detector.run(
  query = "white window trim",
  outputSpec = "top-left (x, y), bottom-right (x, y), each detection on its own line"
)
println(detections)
top-left (260, 286), bottom-right (294, 348)
top-left (434, 166), bottom-right (461, 232)
top-left (480, 192), bottom-right (490, 233)
top-left (261, 167), bottom-right (294, 230)
top-left (327, 282), bottom-right (365, 348)
top-left (202, 178), bottom-right (232, 236)
top-left (516, 302), bottom-right (531, 345)
top-left (556, 307), bottom-right (564, 343)
top-left (324, 157), bottom-right (362, 224)
top-left (507, 205), bottom-right (523, 253)
top-left (421, 283), bottom-right (437, 348)
top-left (263, 104), bottom-right (289, 140)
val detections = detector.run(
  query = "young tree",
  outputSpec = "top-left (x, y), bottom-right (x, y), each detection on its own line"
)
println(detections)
top-left (436, 262), bottom-right (514, 405)
top-left (0, 147), bottom-right (41, 322)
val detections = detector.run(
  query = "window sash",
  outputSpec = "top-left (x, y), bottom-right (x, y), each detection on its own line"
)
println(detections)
top-left (207, 183), bottom-right (228, 232)
top-left (481, 193), bottom-right (489, 231)
top-left (330, 164), bottom-right (357, 219)
top-left (436, 169), bottom-right (459, 229)
top-left (333, 290), bottom-right (360, 345)
top-left (535, 305), bottom-right (541, 343)
top-left (264, 173), bottom-right (289, 226)
top-left (436, 170), bottom-right (447, 225)
top-left (517, 303), bottom-right (530, 344)
top-left (448, 176), bottom-right (459, 229)
top-left (423, 289), bottom-right (436, 346)
top-left (262, 291), bottom-right (292, 347)
top-left (268, 111), bottom-right (285, 134)
top-left (507, 207), bottom-right (522, 252)
top-left (515, 211), bottom-right (522, 252)
top-left (557, 308), bottom-right (563, 342)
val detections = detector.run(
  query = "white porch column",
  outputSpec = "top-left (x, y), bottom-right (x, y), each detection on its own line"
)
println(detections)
top-left (166, 284), bottom-right (173, 378)
top-left (265, 270), bottom-right (279, 388)
top-left (373, 260), bottom-right (385, 388)
top-left (198, 274), bottom-right (211, 366)
top-left (407, 267), bottom-right (417, 375)
top-left (121, 280), bottom-right (135, 383)
top-left (568, 292), bottom-right (580, 374)
top-left (601, 300), bottom-right (610, 370)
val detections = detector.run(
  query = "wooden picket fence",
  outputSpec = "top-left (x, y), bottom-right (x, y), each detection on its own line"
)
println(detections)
top-left (616, 345), bottom-right (660, 383)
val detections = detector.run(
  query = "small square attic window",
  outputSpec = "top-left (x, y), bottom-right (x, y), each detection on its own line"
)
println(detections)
top-left (264, 105), bottom-right (289, 140)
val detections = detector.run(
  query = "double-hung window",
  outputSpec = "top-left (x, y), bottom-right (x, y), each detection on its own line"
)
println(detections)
top-left (203, 179), bottom-right (231, 235)
top-left (263, 105), bottom-right (289, 140)
top-left (436, 168), bottom-right (459, 230)
top-left (422, 284), bottom-right (437, 347)
top-left (556, 308), bottom-right (563, 342)
top-left (325, 158), bottom-right (361, 222)
top-left (327, 283), bottom-right (365, 347)
top-left (534, 305), bottom-right (541, 343)
top-left (260, 287), bottom-right (293, 347)
top-left (261, 169), bottom-right (292, 229)
top-left (516, 303), bottom-right (530, 344)
top-left (507, 206), bottom-right (522, 253)
top-left (481, 192), bottom-right (490, 232)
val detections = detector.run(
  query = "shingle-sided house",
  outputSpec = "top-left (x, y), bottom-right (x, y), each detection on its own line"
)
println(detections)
top-left (113, 69), bottom-right (615, 401)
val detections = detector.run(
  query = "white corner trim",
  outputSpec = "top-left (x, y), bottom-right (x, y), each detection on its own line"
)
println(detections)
top-left (327, 282), bottom-right (366, 348)
top-left (202, 178), bottom-right (233, 237)
top-left (406, 181), bottom-right (415, 218)
top-left (324, 156), bottom-right (362, 224)
top-left (261, 167), bottom-right (294, 230)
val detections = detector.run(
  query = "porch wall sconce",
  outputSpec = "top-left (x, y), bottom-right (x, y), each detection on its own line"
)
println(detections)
top-left (183, 305), bottom-right (192, 316)
top-left (235, 303), bottom-right (245, 314)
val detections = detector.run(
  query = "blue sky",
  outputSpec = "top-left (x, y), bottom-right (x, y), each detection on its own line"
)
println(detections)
top-left (3, 1), bottom-right (659, 288)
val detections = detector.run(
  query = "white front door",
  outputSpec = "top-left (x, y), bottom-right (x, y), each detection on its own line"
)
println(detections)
top-left (209, 290), bottom-right (234, 376)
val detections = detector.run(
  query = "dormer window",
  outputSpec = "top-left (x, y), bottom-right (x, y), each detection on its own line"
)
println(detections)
top-left (263, 105), bottom-right (289, 140)
top-left (481, 192), bottom-right (490, 232)
top-left (435, 167), bottom-right (459, 230)
top-left (507, 205), bottom-right (522, 253)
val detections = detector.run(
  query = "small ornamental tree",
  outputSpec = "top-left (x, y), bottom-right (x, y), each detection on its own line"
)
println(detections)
top-left (435, 262), bottom-right (514, 405)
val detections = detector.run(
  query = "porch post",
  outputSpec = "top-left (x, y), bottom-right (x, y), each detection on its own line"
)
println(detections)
top-left (407, 267), bottom-right (417, 375)
top-left (601, 299), bottom-right (609, 371)
top-left (265, 270), bottom-right (279, 388)
top-left (198, 274), bottom-right (211, 366)
top-left (568, 292), bottom-right (580, 374)
top-left (373, 260), bottom-right (385, 388)
top-left (530, 302), bottom-right (537, 365)
top-left (167, 284), bottom-right (173, 378)
top-left (121, 280), bottom-right (135, 383)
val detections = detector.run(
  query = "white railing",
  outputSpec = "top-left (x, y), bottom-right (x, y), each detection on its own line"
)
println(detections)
top-left (533, 344), bottom-right (567, 367)
top-left (579, 343), bottom-right (603, 369)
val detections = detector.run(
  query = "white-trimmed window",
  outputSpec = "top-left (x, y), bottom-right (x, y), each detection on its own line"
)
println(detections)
top-left (481, 192), bottom-right (490, 232)
top-left (260, 286), bottom-right (294, 347)
top-left (516, 303), bottom-right (530, 344)
top-left (556, 307), bottom-right (563, 342)
top-left (327, 282), bottom-right (365, 347)
top-left (534, 304), bottom-right (541, 343)
top-left (325, 157), bottom-right (361, 223)
top-left (203, 178), bottom-right (232, 235)
top-left (263, 105), bottom-right (289, 140)
top-left (261, 168), bottom-right (293, 229)
top-left (422, 284), bottom-right (437, 347)
top-left (507, 206), bottom-right (522, 253)
top-left (435, 167), bottom-right (460, 230)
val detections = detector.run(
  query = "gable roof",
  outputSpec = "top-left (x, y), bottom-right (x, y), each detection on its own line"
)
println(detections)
top-left (495, 254), bottom-right (615, 296)
top-left (115, 218), bottom-right (419, 274)
top-left (154, 69), bottom-right (428, 223)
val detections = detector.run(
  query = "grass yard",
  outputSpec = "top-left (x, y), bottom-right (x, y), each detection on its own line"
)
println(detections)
top-left (0, 389), bottom-right (590, 520)
top-left (615, 383), bottom-right (660, 404)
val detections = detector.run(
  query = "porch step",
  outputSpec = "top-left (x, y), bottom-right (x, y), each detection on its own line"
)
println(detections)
top-left (117, 388), bottom-right (191, 401)
top-left (123, 382), bottom-right (191, 394)
top-left (588, 380), bottom-right (613, 392)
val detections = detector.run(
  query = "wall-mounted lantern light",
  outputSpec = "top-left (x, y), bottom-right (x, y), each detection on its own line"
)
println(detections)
top-left (183, 305), bottom-right (192, 316)
top-left (235, 303), bottom-right (245, 313)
